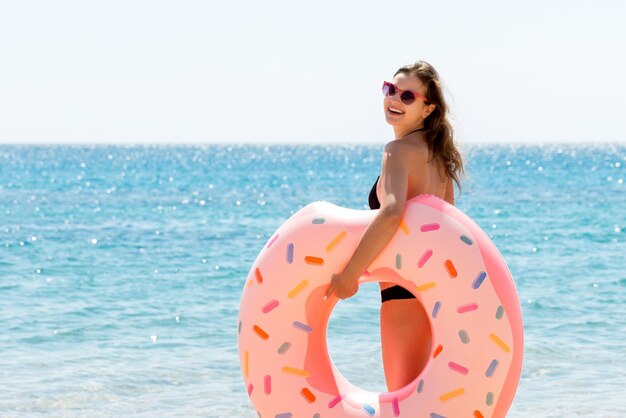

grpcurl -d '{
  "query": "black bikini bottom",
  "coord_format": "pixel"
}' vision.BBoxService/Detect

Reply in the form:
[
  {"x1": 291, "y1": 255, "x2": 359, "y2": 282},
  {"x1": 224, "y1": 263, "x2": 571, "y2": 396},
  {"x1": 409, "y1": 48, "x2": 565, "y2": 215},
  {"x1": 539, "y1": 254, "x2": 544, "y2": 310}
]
[{"x1": 380, "y1": 285, "x2": 417, "y2": 303}]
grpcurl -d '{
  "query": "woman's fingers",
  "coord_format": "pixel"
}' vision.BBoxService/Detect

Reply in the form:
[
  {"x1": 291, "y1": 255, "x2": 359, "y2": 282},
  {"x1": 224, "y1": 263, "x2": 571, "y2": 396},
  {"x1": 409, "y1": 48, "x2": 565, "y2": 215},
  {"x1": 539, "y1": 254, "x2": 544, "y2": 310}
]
[{"x1": 324, "y1": 273, "x2": 359, "y2": 301}]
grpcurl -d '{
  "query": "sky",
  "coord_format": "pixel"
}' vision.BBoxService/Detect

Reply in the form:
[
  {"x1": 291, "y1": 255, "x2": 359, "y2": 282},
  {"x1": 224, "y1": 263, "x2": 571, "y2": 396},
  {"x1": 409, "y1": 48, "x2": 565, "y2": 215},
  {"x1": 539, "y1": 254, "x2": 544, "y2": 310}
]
[{"x1": 1, "y1": 0, "x2": 625, "y2": 145}]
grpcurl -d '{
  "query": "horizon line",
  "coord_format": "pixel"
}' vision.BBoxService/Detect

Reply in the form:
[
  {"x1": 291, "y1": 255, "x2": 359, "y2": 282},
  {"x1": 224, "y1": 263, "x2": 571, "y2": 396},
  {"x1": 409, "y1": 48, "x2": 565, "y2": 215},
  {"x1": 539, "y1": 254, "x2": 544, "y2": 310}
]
[{"x1": 1, "y1": 140, "x2": 625, "y2": 147}]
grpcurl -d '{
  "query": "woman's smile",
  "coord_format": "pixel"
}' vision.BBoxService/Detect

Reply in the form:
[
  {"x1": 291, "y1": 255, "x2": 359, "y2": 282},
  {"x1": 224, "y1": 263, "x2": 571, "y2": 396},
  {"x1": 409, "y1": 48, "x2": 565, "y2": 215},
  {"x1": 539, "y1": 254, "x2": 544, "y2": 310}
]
[
  {"x1": 386, "y1": 106, "x2": 405, "y2": 118},
  {"x1": 387, "y1": 106, "x2": 404, "y2": 115}
]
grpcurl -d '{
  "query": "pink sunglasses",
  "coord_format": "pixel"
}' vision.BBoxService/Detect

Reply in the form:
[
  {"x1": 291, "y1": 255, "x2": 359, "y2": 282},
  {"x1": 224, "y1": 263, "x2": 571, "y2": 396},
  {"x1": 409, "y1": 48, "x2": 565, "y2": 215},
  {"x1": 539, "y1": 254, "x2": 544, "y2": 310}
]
[{"x1": 382, "y1": 81, "x2": 429, "y2": 105}]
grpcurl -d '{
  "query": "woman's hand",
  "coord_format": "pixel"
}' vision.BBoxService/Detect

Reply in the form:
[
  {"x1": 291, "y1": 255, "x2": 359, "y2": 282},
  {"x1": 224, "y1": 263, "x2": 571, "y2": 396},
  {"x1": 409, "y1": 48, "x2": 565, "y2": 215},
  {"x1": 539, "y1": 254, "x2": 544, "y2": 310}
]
[{"x1": 325, "y1": 271, "x2": 359, "y2": 300}]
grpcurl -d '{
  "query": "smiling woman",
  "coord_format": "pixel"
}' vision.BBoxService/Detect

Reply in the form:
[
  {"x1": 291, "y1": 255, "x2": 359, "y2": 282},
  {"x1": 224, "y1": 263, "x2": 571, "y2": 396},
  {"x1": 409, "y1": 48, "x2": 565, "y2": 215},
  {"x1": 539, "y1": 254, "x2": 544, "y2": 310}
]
[
  {"x1": 330, "y1": 61, "x2": 466, "y2": 393},
  {"x1": 238, "y1": 61, "x2": 522, "y2": 417}
]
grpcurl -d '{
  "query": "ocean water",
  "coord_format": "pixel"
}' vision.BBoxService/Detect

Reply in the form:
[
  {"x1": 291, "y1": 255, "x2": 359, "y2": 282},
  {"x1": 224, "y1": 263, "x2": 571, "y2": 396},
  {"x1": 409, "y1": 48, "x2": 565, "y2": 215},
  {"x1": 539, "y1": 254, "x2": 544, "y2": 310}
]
[{"x1": 0, "y1": 143, "x2": 625, "y2": 417}]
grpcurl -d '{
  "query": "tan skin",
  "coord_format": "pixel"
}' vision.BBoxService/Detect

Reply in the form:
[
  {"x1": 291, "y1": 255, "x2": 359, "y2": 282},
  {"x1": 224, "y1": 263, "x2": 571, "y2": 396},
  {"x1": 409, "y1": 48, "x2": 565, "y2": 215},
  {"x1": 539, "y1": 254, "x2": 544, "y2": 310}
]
[{"x1": 325, "y1": 72, "x2": 455, "y2": 392}]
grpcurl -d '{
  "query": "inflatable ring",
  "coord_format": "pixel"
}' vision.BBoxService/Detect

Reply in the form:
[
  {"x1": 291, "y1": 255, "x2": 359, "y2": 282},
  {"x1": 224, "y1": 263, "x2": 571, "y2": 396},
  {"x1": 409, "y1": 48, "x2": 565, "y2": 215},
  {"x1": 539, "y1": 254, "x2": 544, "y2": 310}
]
[{"x1": 238, "y1": 194, "x2": 523, "y2": 418}]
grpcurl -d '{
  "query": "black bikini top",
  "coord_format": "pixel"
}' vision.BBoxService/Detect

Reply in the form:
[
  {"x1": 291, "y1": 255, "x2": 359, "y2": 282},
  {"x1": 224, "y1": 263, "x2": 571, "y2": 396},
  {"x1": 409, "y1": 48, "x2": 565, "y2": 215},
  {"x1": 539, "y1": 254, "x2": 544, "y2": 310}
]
[{"x1": 368, "y1": 175, "x2": 381, "y2": 210}]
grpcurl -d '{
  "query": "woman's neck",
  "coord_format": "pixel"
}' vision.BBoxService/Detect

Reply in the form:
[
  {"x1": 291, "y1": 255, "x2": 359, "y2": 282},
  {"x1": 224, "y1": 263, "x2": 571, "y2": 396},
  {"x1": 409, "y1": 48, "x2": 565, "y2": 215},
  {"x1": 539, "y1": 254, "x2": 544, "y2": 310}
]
[{"x1": 393, "y1": 125, "x2": 426, "y2": 140}]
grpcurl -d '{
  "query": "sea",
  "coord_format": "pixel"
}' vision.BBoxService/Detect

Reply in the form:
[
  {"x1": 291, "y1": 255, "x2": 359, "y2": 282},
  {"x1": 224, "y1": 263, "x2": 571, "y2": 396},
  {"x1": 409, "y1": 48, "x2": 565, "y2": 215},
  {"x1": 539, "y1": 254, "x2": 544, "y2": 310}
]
[{"x1": 0, "y1": 143, "x2": 625, "y2": 417}]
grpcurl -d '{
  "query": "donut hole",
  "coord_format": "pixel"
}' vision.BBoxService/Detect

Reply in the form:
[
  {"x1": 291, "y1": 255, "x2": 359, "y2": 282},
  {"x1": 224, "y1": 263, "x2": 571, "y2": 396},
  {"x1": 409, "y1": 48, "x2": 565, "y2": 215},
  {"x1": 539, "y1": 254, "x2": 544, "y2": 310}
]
[
  {"x1": 326, "y1": 282, "x2": 387, "y2": 392},
  {"x1": 326, "y1": 281, "x2": 433, "y2": 393}
]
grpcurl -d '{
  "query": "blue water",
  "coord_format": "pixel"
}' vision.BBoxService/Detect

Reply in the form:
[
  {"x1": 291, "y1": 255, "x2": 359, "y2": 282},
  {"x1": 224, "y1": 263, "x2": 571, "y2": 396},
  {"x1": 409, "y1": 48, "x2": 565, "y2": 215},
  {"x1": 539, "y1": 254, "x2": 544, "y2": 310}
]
[{"x1": 1, "y1": 143, "x2": 625, "y2": 417}]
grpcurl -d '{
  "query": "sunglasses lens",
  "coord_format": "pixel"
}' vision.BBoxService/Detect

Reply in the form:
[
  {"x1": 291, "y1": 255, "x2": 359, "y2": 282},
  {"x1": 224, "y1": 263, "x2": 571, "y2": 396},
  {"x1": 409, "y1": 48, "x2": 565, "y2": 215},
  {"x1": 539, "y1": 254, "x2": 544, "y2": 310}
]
[
  {"x1": 401, "y1": 91, "x2": 415, "y2": 105},
  {"x1": 383, "y1": 82, "x2": 396, "y2": 97}
]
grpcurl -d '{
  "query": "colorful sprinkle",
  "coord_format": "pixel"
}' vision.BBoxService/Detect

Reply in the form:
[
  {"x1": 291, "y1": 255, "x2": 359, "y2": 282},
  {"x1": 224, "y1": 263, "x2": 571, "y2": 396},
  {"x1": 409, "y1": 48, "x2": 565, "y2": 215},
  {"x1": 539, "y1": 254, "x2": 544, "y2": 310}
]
[
  {"x1": 328, "y1": 394, "x2": 343, "y2": 408},
  {"x1": 460, "y1": 235, "x2": 473, "y2": 245},
  {"x1": 313, "y1": 414, "x2": 320, "y2": 418},
  {"x1": 486, "y1": 359, "x2": 499, "y2": 377},
  {"x1": 433, "y1": 344, "x2": 443, "y2": 358},
  {"x1": 253, "y1": 325, "x2": 269, "y2": 340},
  {"x1": 417, "y1": 379, "x2": 424, "y2": 393},
  {"x1": 286, "y1": 243, "x2": 294, "y2": 263},
  {"x1": 432, "y1": 301, "x2": 441, "y2": 318},
  {"x1": 496, "y1": 305, "x2": 505, "y2": 319},
  {"x1": 459, "y1": 329, "x2": 470, "y2": 344},
  {"x1": 275, "y1": 413, "x2": 292, "y2": 418},
  {"x1": 304, "y1": 256, "x2": 323, "y2": 266},
  {"x1": 292, "y1": 321, "x2": 312, "y2": 333},
  {"x1": 326, "y1": 231, "x2": 346, "y2": 252},
  {"x1": 486, "y1": 392, "x2": 494, "y2": 406},
  {"x1": 444, "y1": 260, "x2": 457, "y2": 278},
  {"x1": 238, "y1": 321, "x2": 242, "y2": 334},
  {"x1": 448, "y1": 362, "x2": 469, "y2": 375},
  {"x1": 472, "y1": 271, "x2": 487, "y2": 289},
  {"x1": 439, "y1": 388, "x2": 465, "y2": 401},
  {"x1": 430, "y1": 414, "x2": 446, "y2": 418},
  {"x1": 392, "y1": 397, "x2": 400, "y2": 416},
  {"x1": 312, "y1": 218, "x2": 325, "y2": 224},
  {"x1": 266, "y1": 234, "x2": 279, "y2": 248},
  {"x1": 417, "y1": 249, "x2": 433, "y2": 268},
  {"x1": 301, "y1": 388, "x2": 316, "y2": 403},
  {"x1": 489, "y1": 333, "x2": 511, "y2": 353},
  {"x1": 277, "y1": 342, "x2": 291, "y2": 354},
  {"x1": 247, "y1": 383, "x2": 253, "y2": 396},
  {"x1": 264, "y1": 375, "x2": 271, "y2": 394},
  {"x1": 416, "y1": 282, "x2": 437, "y2": 292},
  {"x1": 420, "y1": 223, "x2": 440, "y2": 232},
  {"x1": 288, "y1": 280, "x2": 308, "y2": 298},
  {"x1": 399, "y1": 220, "x2": 410, "y2": 235},
  {"x1": 362, "y1": 404, "x2": 375, "y2": 416},
  {"x1": 396, "y1": 253, "x2": 402, "y2": 269},
  {"x1": 282, "y1": 366, "x2": 310, "y2": 377},
  {"x1": 262, "y1": 299, "x2": 279, "y2": 313},
  {"x1": 473, "y1": 411, "x2": 485, "y2": 418},
  {"x1": 457, "y1": 303, "x2": 479, "y2": 313},
  {"x1": 254, "y1": 267, "x2": 263, "y2": 284}
]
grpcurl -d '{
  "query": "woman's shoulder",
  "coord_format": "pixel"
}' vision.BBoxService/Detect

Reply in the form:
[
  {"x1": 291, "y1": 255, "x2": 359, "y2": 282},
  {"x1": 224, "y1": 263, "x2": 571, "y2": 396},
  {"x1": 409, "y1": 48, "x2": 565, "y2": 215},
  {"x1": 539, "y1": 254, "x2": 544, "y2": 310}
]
[{"x1": 385, "y1": 138, "x2": 429, "y2": 162}]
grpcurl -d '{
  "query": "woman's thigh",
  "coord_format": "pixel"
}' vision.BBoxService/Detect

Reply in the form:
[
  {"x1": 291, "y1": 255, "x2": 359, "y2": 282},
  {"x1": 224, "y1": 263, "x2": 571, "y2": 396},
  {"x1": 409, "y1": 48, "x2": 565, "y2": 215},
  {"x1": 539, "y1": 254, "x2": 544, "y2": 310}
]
[{"x1": 380, "y1": 298, "x2": 432, "y2": 388}]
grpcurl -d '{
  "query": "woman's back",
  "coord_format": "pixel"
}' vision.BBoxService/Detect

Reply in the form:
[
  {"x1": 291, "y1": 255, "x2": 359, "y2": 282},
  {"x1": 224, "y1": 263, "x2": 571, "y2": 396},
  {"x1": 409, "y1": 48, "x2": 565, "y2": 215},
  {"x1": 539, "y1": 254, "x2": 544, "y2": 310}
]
[{"x1": 369, "y1": 136, "x2": 453, "y2": 209}]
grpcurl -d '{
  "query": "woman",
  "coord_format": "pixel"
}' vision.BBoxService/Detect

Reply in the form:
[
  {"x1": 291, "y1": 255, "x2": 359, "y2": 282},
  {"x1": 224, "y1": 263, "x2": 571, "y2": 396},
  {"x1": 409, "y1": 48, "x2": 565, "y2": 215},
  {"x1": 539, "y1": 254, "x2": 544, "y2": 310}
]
[{"x1": 325, "y1": 60, "x2": 465, "y2": 392}]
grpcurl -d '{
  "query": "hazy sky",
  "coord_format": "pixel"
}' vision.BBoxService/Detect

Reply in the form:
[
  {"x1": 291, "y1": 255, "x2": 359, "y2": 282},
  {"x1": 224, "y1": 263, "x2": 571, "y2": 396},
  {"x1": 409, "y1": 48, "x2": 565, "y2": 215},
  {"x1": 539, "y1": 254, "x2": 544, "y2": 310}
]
[{"x1": 1, "y1": 0, "x2": 625, "y2": 145}]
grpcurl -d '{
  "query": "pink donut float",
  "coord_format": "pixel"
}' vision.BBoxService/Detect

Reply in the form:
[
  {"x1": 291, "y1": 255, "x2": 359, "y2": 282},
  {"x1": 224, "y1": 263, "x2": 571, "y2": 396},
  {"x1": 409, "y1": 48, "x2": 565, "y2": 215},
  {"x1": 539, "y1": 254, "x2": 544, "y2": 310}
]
[{"x1": 238, "y1": 194, "x2": 524, "y2": 418}]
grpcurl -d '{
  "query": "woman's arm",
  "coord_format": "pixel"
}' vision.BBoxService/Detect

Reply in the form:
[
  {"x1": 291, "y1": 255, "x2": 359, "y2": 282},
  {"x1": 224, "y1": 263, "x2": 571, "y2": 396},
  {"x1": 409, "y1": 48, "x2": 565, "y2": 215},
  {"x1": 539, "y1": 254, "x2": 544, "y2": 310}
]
[{"x1": 326, "y1": 140, "x2": 419, "y2": 299}]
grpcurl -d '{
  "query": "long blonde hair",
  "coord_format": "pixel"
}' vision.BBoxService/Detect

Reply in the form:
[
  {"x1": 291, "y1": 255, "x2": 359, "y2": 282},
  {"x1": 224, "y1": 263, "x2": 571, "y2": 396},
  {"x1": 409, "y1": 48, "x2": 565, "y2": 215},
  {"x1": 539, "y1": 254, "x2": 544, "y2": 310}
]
[{"x1": 394, "y1": 61, "x2": 465, "y2": 194}]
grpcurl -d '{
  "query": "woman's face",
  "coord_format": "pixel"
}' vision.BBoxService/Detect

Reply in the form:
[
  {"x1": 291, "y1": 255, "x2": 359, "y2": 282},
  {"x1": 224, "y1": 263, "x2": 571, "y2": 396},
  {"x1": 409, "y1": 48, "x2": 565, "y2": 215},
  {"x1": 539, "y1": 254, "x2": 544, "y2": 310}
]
[{"x1": 383, "y1": 72, "x2": 433, "y2": 130}]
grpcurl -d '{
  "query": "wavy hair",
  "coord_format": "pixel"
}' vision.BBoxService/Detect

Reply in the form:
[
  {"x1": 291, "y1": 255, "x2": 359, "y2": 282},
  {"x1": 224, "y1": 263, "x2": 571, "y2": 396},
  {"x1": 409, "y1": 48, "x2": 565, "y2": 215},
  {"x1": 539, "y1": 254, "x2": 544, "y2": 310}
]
[{"x1": 394, "y1": 61, "x2": 465, "y2": 195}]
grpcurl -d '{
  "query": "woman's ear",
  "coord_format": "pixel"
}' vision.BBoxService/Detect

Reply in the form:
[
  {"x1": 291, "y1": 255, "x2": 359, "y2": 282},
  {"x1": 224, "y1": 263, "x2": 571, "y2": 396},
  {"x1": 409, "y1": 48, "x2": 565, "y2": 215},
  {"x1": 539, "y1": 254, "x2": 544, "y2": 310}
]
[{"x1": 423, "y1": 103, "x2": 436, "y2": 118}]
